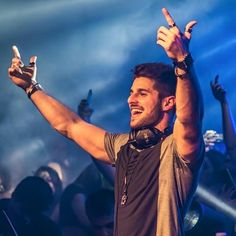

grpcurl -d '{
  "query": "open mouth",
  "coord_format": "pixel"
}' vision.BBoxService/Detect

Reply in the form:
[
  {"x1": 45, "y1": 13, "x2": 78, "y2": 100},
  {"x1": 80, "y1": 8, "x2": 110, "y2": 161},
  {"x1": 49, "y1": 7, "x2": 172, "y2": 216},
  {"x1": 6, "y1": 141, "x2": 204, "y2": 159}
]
[{"x1": 130, "y1": 107, "x2": 143, "y2": 117}]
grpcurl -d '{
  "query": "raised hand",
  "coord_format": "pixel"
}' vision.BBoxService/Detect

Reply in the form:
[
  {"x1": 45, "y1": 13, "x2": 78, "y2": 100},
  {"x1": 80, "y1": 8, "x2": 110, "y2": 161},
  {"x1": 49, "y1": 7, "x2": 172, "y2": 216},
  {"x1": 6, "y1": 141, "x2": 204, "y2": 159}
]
[
  {"x1": 8, "y1": 45, "x2": 37, "y2": 90},
  {"x1": 157, "y1": 8, "x2": 197, "y2": 61},
  {"x1": 77, "y1": 89, "x2": 94, "y2": 122},
  {"x1": 210, "y1": 75, "x2": 226, "y2": 103}
]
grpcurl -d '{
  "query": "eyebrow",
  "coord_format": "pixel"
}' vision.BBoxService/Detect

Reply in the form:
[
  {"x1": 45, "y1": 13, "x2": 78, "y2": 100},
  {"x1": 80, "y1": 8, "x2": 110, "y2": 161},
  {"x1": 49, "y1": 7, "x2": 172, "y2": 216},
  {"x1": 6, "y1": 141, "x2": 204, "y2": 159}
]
[{"x1": 130, "y1": 88, "x2": 152, "y2": 93}]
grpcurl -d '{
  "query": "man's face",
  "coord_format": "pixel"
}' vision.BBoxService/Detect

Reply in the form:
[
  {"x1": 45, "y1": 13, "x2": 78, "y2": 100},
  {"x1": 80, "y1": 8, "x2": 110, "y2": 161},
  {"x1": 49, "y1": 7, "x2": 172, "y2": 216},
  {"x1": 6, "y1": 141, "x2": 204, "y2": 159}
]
[{"x1": 128, "y1": 77, "x2": 163, "y2": 129}]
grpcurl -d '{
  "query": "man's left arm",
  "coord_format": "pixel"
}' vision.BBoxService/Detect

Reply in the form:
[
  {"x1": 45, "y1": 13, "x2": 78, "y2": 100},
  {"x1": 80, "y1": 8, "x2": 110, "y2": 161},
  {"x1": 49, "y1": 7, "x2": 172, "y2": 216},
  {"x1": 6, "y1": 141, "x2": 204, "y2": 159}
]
[{"x1": 157, "y1": 8, "x2": 204, "y2": 162}]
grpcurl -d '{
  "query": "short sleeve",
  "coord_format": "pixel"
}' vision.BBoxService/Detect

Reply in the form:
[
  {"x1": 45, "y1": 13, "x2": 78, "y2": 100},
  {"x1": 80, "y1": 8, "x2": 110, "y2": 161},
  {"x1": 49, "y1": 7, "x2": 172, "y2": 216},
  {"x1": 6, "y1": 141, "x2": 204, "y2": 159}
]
[
  {"x1": 104, "y1": 132, "x2": 129, "y2": 164},
  {"x1": 170, "y1": 135, "x2": 205, "y2": 170}
]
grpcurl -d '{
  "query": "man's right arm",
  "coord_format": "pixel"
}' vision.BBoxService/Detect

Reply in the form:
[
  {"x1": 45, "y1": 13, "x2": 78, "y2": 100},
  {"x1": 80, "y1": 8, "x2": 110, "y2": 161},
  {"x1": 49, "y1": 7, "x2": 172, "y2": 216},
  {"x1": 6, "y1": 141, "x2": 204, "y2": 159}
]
[
  {"x1": 31, "y1": 91, "x2": 109, "y2": 162},
  {"x1": 8, "y1": 46, "x2": 110, "y2": 163}
]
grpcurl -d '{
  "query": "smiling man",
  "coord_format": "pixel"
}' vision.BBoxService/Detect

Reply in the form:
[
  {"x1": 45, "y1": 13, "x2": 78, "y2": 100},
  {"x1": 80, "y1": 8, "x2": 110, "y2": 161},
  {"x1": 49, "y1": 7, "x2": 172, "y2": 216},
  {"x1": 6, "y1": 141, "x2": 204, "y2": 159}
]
[{"x1": 8, "y1": 8, "x2": 204, "y2": 236}]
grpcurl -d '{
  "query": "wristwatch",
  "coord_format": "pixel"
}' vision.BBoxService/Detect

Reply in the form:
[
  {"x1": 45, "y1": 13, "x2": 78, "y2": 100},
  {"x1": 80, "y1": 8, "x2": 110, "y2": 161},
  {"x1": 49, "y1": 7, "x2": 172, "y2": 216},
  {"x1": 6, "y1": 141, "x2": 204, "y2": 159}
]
[
  {"x1": 26, "y1": 83, "x2": 43, "y2": 98},
  {"x1": 173, "y1": 53, "x2": 194, "y2": 79}
]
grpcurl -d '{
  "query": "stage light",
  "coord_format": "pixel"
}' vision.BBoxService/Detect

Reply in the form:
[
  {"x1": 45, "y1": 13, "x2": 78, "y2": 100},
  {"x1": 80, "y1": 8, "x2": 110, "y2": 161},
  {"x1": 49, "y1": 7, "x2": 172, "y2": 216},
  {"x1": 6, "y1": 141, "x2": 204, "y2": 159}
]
[
  {"x1": 184, "y1": 200, "x2": 203, "y2": 232},
  {"x1": 184, "y1": 198, "x2": 234, "y2": 236}
]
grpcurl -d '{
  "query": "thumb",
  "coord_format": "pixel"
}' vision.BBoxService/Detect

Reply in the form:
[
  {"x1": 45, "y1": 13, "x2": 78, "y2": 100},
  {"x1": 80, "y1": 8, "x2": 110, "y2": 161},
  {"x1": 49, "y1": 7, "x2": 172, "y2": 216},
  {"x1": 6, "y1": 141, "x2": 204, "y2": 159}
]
[
  {"x1": 184, "y1": 20, "x2": 197, "y2": 40},
  {"x1": 29, "y1": 56, "x2": 37, "y2": 66}
]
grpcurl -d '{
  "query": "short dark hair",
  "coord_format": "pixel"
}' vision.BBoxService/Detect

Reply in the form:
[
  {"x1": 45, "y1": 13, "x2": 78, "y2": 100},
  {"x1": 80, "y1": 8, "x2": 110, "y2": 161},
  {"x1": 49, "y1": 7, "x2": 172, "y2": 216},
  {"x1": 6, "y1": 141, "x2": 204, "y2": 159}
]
[
  {"x1": 12, "y1": 176, "x2": 53, "y2": 213},
  {"x1": 132, "y1": 62, "x2": 176, "y2": 98}
]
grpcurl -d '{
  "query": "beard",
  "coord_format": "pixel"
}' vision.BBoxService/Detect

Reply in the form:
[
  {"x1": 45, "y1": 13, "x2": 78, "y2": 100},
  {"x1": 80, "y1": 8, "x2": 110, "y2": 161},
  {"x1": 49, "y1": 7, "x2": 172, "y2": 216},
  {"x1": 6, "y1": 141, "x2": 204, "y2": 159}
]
[{"x1": 130, "y1": 105, "x2": 163, "y2": 129}]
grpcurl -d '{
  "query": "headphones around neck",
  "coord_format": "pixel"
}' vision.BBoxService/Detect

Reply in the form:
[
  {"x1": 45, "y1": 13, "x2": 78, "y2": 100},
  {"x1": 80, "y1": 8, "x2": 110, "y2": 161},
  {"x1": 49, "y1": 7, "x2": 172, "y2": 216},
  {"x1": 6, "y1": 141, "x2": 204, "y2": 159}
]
[{"x1": 128, "y1": 126, "x2": 172, "y2": 150}]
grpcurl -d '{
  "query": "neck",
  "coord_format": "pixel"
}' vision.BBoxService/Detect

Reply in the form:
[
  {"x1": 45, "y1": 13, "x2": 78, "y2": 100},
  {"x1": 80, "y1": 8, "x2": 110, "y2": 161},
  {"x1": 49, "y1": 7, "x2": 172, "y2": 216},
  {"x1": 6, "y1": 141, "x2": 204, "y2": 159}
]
[{"x1": 154, "y1": 114, "x2": 173, "y2": 132}]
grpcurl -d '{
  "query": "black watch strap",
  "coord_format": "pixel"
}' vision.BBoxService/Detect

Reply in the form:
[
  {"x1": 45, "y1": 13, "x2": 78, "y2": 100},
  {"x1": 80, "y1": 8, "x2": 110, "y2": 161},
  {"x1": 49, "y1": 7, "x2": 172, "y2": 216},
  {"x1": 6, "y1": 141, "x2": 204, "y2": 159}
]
[
  {"x1": 173, "y1": 53, "x2": 194, "y2": 71},
  {"x1": 26, "y1": 83, "x2": 43, "y2": 98}
]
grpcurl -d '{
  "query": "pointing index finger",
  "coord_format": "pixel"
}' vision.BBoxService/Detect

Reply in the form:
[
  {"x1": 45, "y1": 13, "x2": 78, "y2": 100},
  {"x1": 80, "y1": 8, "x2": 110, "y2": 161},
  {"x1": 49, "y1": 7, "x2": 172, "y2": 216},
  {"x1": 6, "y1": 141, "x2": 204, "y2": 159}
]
[
  {"x1": 12, "y1": 45, "x2": 21, "y2": 59},
  {"x1": 214, "y1": 74, "x2": 219, "y2": 84},
  {"x1": 162, "y1": 8, "x2": 176, "y2": 27},
  {"x1": 86, "y1": 89, "x2": 92, "y2": 105}
]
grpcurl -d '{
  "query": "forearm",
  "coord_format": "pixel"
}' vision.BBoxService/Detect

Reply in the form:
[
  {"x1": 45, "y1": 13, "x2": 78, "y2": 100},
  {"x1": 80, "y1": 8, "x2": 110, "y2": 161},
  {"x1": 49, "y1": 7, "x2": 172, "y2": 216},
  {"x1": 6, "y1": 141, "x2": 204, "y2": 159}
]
[
  {"x1": 30, "y1": 89, "x2": 81, "y2": 138},
  {"x1": 175, "y1": 65, "x2": 203, "y2": 128},
  {"x1": 221, "y1": 100, "x2": 236, "y2": 152},
  {"x1": 173, "y1": 65, "x2": 204, "y2": 160}
]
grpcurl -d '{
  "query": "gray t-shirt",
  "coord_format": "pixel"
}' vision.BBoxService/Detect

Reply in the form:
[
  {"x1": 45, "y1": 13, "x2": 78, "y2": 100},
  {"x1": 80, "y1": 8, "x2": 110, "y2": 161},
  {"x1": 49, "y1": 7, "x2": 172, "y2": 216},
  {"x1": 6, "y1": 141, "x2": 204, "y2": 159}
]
[{"x1": 104, "y1": 133, "x2": 204, "y2": 236}]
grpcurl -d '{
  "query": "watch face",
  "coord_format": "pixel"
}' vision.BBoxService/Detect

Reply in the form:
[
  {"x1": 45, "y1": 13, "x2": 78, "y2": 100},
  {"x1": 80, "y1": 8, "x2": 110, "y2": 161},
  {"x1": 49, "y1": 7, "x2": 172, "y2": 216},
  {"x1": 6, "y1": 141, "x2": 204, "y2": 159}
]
[
  {"x1": 27, "y1": 83, "x2": 43, "y2": 98},
  {"x1": 174, "y1": 54, "x2": 193, "y2": 70}
]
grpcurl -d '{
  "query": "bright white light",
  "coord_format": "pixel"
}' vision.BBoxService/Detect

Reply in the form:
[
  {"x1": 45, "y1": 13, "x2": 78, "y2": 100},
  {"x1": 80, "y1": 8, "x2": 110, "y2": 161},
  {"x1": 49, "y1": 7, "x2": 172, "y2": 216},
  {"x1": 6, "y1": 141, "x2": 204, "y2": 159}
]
[{"x1": 196, "y1": 185, "x2": 236, "y2": 219}]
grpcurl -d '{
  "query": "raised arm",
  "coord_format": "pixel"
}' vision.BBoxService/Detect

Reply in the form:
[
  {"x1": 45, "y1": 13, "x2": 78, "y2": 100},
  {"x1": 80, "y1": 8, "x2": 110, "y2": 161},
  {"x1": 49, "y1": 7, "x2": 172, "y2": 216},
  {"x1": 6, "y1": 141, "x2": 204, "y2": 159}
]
[
  {"x1": 8, "y1": 46, "x2": 110, "y2": 163},
  {"x1": 157, "y1": 8, "x2": 204, "y2": 162},
  {"x1": 210, "y1": 75, "x2": 236, "y2": 160},
  {"x1": 78, "y1": 93, "x2": 115, "y2": 185}
]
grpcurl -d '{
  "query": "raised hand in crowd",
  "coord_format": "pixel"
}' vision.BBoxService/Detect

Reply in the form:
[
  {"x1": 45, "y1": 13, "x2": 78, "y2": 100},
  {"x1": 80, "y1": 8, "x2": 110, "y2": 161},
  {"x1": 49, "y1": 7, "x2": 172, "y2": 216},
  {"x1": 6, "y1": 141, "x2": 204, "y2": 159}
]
[
  {"x1": 77, "y1": 90, "x2": 115, "y2": 186},
  {"x1": 210, "y1": 75, "x2": 226, "y2": 103},
  {"x1": 210, "y1": 75, "x2": 236, "y2": 161}
]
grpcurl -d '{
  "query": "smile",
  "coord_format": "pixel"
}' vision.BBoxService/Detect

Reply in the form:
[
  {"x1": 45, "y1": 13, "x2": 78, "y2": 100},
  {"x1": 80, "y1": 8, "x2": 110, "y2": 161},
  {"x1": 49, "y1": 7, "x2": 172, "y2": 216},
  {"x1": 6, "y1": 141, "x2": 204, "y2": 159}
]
[{"x1": 130, "y1": 107, "x2": 143, "y2": 117}]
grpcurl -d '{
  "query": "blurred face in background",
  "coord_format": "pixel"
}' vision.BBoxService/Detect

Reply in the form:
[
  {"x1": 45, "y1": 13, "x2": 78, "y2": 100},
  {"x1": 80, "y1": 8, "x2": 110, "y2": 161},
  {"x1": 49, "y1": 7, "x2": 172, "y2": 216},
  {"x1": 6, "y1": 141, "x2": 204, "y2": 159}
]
[{"x1": 37, "y1": 171, "x2": 56, "y2": 194}]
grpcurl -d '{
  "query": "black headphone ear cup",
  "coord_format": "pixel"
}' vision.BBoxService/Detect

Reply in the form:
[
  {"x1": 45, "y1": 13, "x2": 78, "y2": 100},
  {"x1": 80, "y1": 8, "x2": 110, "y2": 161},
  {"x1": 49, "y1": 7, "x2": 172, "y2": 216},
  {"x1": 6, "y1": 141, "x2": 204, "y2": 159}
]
[{"x1": 129, "y1": 127, "x2": 165, "y2": 149}]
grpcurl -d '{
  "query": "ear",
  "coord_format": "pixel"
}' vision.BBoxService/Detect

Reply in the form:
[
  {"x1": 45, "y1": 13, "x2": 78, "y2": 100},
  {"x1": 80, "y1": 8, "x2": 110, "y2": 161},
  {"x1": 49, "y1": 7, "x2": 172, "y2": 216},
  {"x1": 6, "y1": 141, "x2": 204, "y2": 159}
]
[{"x1": 162, "y1": 96, "x2": 175, "y2": 111}]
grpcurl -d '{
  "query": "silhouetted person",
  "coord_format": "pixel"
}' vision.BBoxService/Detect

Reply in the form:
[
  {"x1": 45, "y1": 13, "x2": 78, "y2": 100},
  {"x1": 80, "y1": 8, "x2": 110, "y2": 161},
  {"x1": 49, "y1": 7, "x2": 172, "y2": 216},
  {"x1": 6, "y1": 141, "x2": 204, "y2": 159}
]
[
  {"x1": 210, "y1": 75, "x2": 236, "y2": 164},
  {"x1": 86, "y1": 188, "x2": 114, "y2": 236},
  {"x1": 200, "y1": 76, "x2": 236, "y2": 197},
  {"x1": 77, "y1": 92, "x2": 115, "y2": 187},
  {"x1": 34, "y1": 165, "x2": 63, "y2": 223},
  {"x1": 189, "y1": 76, "x2": 236, "y2": 235},
  {"x1": 0, "y1": 176, "x2": 61, "y2": 236},
  {"x1": 59, "y1": 183, "x2": 92, "y2": 236}
]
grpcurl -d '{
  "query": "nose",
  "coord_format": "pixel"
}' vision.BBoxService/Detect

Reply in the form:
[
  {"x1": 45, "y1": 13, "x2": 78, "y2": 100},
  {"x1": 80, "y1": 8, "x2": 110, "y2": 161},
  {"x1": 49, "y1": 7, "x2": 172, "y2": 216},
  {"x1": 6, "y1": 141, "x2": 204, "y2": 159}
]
[{"x1": 127, "y1": 92, "x2": 137, "y2": 105}]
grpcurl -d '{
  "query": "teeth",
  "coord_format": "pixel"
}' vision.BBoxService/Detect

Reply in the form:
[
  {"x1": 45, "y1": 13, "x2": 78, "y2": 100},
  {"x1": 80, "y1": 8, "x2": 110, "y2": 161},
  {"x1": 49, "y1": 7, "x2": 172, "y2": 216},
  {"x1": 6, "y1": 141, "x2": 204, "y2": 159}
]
[{"x1": 131, "y1": 108, "x2": 143, "y2": 115}]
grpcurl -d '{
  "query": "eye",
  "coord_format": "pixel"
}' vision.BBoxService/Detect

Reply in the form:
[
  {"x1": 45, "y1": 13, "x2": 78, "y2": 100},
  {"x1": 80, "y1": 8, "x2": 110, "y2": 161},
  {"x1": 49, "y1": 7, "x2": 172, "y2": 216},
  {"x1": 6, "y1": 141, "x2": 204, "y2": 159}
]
[{"x1": 140, "y1": 92, "x2": 148, "y2": 96}]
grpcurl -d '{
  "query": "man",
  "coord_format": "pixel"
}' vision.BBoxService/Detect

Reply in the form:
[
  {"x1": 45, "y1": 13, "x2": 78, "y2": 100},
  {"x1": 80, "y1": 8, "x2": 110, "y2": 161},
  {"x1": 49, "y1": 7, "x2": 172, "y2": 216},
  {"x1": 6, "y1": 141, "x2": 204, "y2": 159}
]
[{"x1": 8, "y1": 8, "x2": 204, "y2": 236}]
